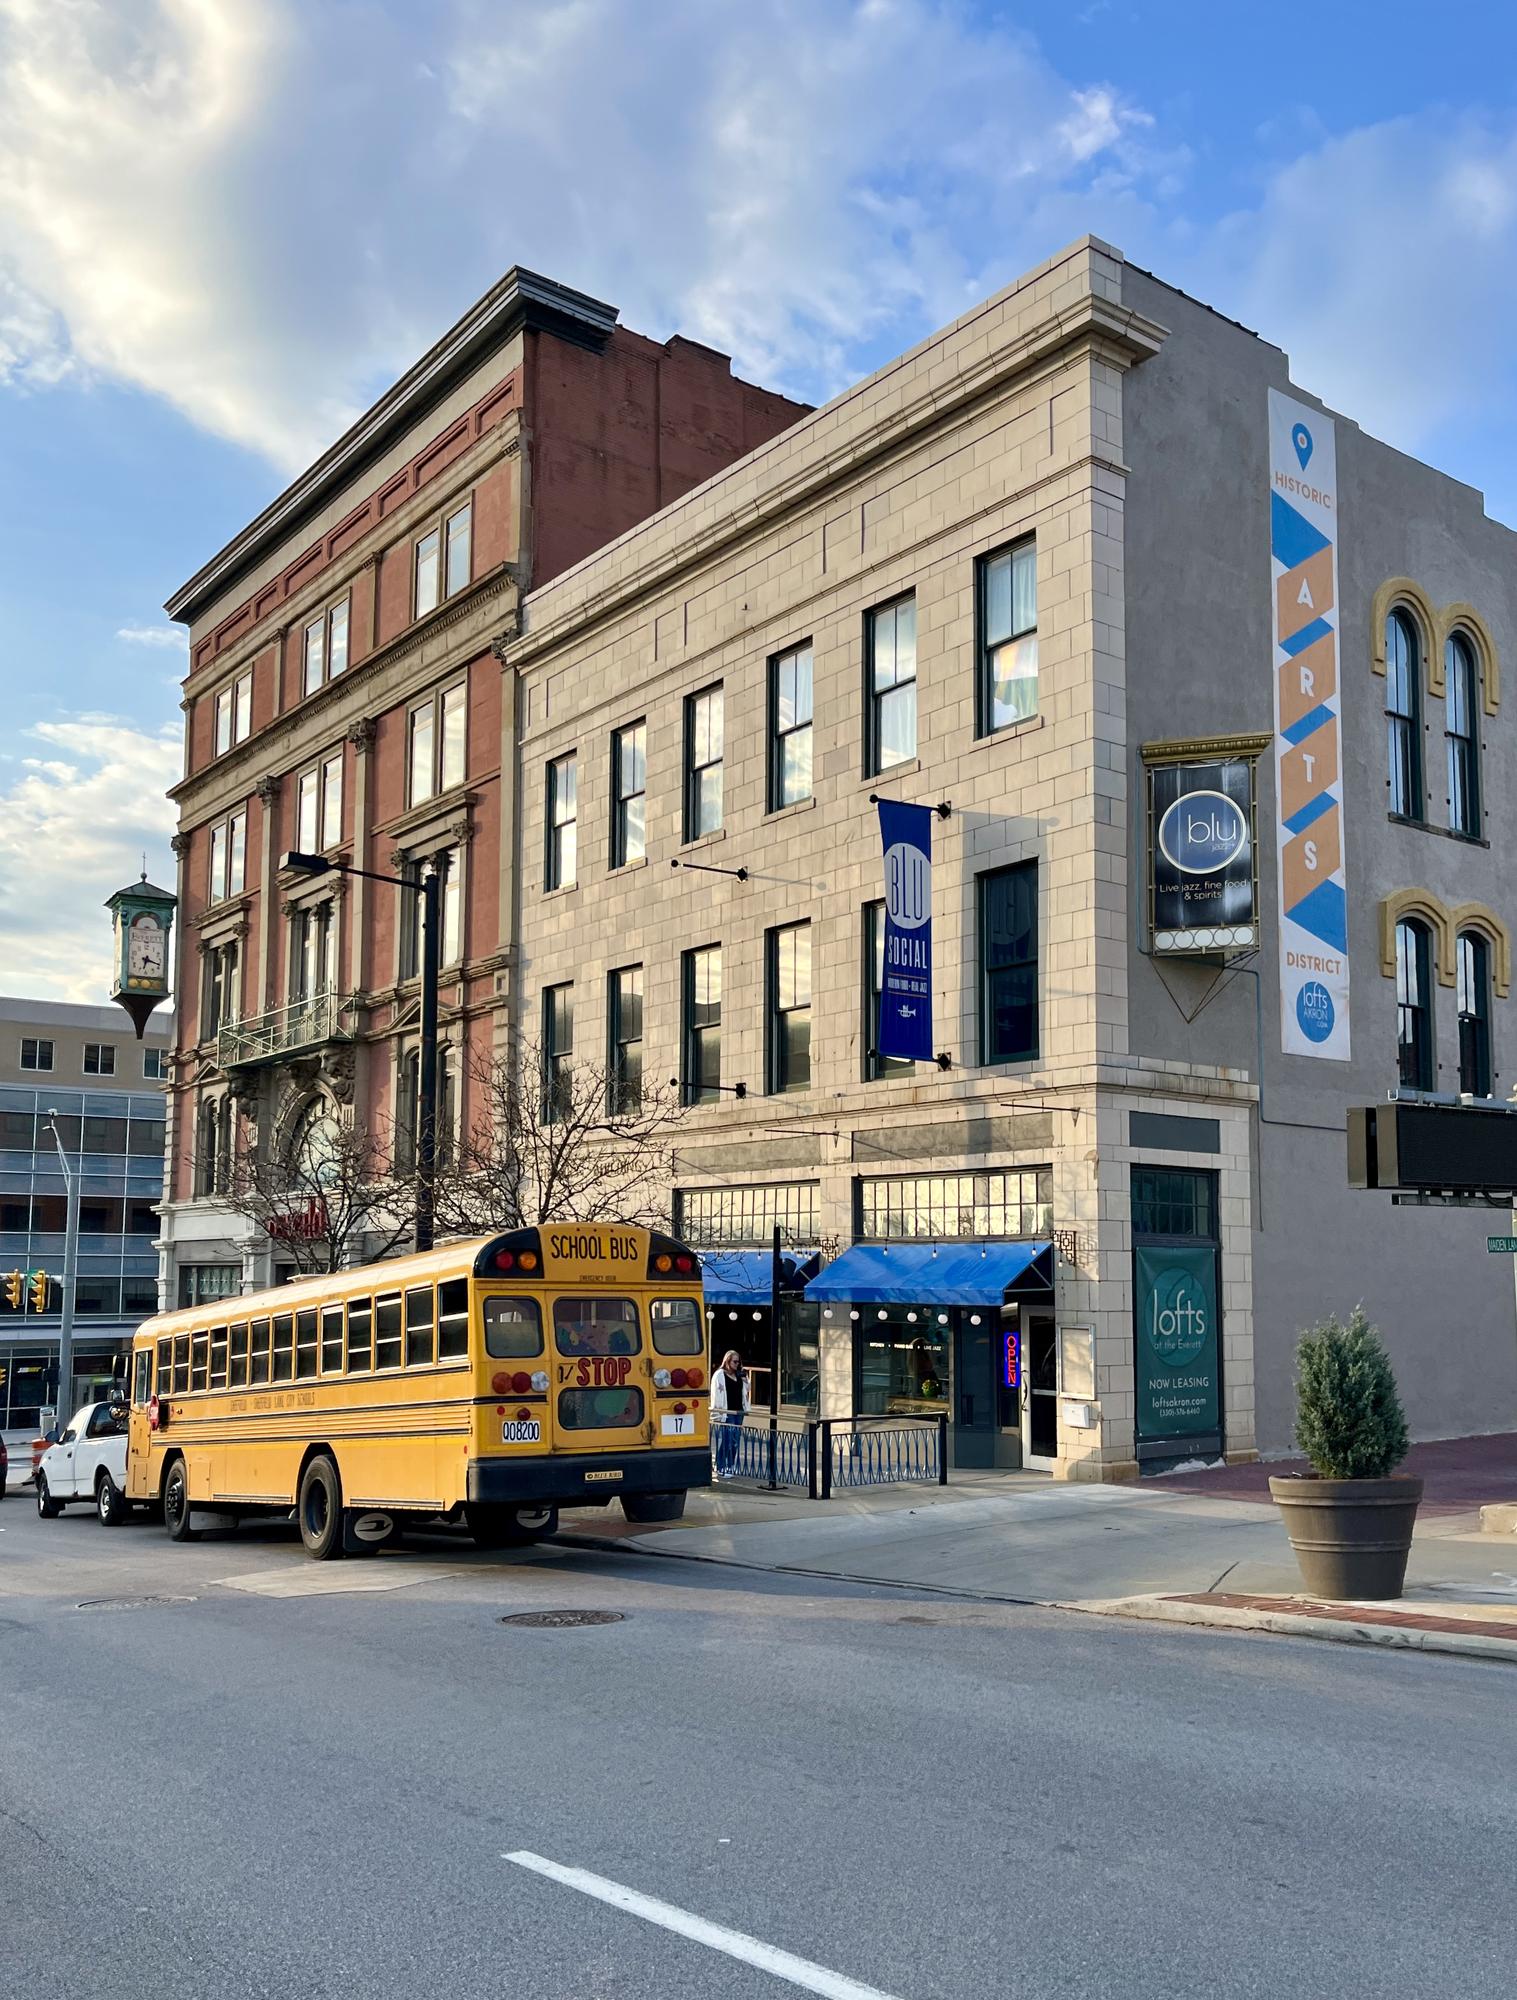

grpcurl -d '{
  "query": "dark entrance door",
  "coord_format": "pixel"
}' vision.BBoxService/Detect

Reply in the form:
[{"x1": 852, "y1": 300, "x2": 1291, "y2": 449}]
[{"x1": 952, "y1": 1313, "x2": 995, "y2": 1468}]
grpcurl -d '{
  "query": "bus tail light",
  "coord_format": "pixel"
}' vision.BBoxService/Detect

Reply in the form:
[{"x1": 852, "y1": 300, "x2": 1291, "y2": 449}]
[
  {"x1": 686, "y1": 1366, "x2": 704, "y2": 1389},
  {"x1": 518, "y1": 1251, "x2": 539, "y2": 1272},
  {"x1": 530, "y1": 1371, "x2": 549, "y2": 1392},
  {"x1": 669, "y1": 1368, "x2": 688, "y2": 1389},
  {"x1": 654, "y1": 1253, "x2": 673, "y2": 1273},
  {"x1": 673, "y1": 1401, "x2": 688, "y2": 1415},
  {"x1": 493, "y1": 1250, "x2": 516, "y2": 1272},
  {"x1": 516, "y1": 1406, "x2": 532, "y2": 1421},
  {"x1": 510, "y1": 1371, "x2": 532, "y2": 1394},
  {"x1": 491, "y1": 1371, "x2": 512, "y2": 1395},
  {"x1": 675, "y1": 1254, "x2": 693, "y2": 1273},
  {"x1": 653, "y1": 1368, "x2": 672, "y2": 1389}
]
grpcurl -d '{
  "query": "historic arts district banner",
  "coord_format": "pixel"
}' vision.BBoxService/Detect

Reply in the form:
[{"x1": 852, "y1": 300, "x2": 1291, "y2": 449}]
[
  {"x1": 1268, "y1": 387, "x2": 1351, "y2": 1059},
  {"x1": 876, "y1": 799, "x2": 934, "y2": 1063}
]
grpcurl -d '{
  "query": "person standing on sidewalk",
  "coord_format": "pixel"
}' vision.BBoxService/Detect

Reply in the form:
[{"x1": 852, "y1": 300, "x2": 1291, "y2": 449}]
[{"x1": 710, "y1": 1349, "x2": 748, "y2": 1479}]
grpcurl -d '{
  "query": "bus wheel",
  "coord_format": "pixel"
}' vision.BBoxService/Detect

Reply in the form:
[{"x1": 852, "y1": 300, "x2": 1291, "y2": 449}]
[
  {"x1": 465, "y1": 1503, "x2": 558, "y2": 1549},
  {"x1": 163, "y1": 1460, "x2": 197, "y2": 1542},
  {"x1": 96, "y1": 1470, "x2": 128, "y2": 1526},
  {"x1": 297, "y1": 1455, "x2": 345, "y2": 1561},
  {"x1": 621, "y1": 1491, "x2": 686, "y2": 1524}
]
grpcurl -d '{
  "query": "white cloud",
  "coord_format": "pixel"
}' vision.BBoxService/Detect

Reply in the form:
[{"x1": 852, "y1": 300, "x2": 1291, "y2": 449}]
[
  {"x1": 117, "y1": 625, "x2": 188, "y2": 649},
  {"x1": 0, "y1": 715, "x2": 179, "y2": 1005}
]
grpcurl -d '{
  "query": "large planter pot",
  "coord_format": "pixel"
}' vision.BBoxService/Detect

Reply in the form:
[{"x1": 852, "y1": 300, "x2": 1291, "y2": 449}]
[{"x1": 1268, "y1": 1474, "x2": 1424, "y2": 1600}]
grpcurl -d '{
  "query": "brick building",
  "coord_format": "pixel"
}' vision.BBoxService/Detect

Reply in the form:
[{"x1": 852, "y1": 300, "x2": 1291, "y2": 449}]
[{"x1": 160, "y1": 269, "x2": 805, "y2": 1304}]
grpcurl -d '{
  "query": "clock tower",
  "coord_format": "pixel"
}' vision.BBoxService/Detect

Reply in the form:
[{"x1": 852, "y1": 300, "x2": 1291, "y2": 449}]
[{"x1": 106, "y1": 873, "x2": 177, "y2": 1038}]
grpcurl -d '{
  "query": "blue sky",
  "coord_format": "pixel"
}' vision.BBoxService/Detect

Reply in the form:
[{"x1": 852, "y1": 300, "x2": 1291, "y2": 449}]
[{"x1": 2, "y1": 0, "x2": 1515, "y2": 999}]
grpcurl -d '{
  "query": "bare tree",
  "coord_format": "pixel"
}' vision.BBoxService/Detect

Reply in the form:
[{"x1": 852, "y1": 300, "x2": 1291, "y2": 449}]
[{"x1": 434, "y1": 1035, "x2": 687, "y2": 1238}]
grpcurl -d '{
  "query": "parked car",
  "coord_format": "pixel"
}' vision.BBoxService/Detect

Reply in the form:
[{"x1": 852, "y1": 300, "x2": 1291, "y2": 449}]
[
  {"x1": 34, "y1": 1399, "x2": 132, "y2": 1525},
  {"x1": 0, "y1": 1434, "x2": 8, "y2": 1499}
]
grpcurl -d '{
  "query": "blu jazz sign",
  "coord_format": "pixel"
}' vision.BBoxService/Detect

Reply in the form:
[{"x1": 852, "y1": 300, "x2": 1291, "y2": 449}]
[
  {"x1": 1150, "y1": 759, "x2": 1257, "y2": 955},
  {"x1": 876, "y1": 799, "x2": 934, "y2": 1063}
]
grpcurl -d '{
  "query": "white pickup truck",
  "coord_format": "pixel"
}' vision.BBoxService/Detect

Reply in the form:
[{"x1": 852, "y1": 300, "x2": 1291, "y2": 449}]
[{"x1": 35, "y1": 1399, "x2": 133, "y2": 1526}]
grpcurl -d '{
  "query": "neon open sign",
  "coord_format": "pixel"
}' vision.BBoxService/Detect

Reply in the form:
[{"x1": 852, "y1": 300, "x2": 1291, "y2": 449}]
[{"x1": 1002, "y1": 1329, "x2": 1020, "y2": 1390}]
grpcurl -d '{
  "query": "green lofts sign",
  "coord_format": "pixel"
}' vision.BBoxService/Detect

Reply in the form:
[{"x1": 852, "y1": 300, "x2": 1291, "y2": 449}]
[{"x1": 1135, "y1": 1245, "x2": 1220, "y2": 1441}]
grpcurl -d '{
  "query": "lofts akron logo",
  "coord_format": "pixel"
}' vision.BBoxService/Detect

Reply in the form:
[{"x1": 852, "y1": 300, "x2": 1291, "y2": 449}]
[
  {"x1": 1156, "y1": 790, "x2": 1248, "y2": 877},
  {"x1": 1147, "y1": 1266, "x2": 1209, "y2": 1371}
]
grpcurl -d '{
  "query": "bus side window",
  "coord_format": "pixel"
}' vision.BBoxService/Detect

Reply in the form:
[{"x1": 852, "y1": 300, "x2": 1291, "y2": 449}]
[
  {"x1": 133, "y1": 1349, "x2": 152, "y2": 1406},
  {"x1": 296, "y1": 1309, "x2": 318, "y2": 1380},
  {"x1": 405, "y1": 1286, "x2": 435, "y2": 1368},
  {"x1": 250, "y1": 1318, "x2": 271, "y2": 1386},
  {"x1": 438, "y1": 1279, "x2": 469, "y2": 1359},
  {"x1": 320, "y1": 1304, "x2": 344, "y2": 1375},
  {"x1": 272, "y1": 1312, "x2": 294, "y2": 1383},
  {"x1": 156, "y1": 1338, "x2": 171, "y2": 1396},
  {"x1": 210, "y1": 1327, "x2": 229, "y2": 1390},
  {"x1": 172, "y1": 1334, "x2": 190, "y2": 1395},
  {"x1": 375, "y1": 1292, "x2": 402, "y2": 1370},
  {"x1": 348, "y1": 1298, "x2": 373, "y2": 1373},
  {"x1": 228, "y1": 1323, "x2": 249, "y2": 1389},
  {"x1": 190, "y1": 1331, "x2": 209, "y2": 1392}
]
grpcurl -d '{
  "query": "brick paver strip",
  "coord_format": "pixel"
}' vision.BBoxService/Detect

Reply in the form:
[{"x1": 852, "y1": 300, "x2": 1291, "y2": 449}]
[
  {"x1": 1168, "y1": 1592, "x2": 1517, "y2": 1643},
  {"x1": 1155, "y1": 1432, "x2": 1517, "y2": 1514}
]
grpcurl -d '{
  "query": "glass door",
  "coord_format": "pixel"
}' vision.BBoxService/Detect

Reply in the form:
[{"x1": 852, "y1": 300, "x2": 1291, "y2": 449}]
[{"x1": 1022, "y1": 1312, "x2": 1058, "y2": 1468}]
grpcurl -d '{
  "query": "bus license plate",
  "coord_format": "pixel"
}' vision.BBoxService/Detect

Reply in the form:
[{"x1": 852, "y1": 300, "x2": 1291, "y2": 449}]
[
  {"x1": 502, "y1": 1419, "x2": 542, "y2": 1444},
  {"x1": 660, "y1": 1413, "x2": 695, "y2": 1436}
]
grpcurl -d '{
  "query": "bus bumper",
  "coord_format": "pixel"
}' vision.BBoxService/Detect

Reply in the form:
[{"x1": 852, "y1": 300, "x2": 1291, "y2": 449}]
[{"x1": 466, "y1": 1448, "x2": 711, "y2": 1507}]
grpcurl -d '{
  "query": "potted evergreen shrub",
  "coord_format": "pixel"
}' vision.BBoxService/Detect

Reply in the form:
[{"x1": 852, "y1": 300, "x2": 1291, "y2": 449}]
[{"x1": 1269, "y1": 1308, "x2": 1422, "y2": 1600}]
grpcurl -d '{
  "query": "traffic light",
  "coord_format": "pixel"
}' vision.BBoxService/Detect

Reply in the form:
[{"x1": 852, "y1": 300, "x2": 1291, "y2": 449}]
[
  {"x1": 3, "y1": 1270, "x2": 21, "y2": 1310},
  {"x1": 29, "y1": 1269, "x2": 49, "y2": 1313}
]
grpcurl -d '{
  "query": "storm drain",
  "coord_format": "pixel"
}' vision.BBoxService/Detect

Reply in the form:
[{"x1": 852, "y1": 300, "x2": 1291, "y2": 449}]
[
  {"x1": 75, "y1": 1594, "x2": 197, "y2": 1613},
  {"x1": 498, "y1": 1609, "x2": 624, "y2": 1629}
]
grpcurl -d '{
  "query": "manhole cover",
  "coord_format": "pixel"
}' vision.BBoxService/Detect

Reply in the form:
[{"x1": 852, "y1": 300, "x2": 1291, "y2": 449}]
[
  {"x1": 498, "y1": 1609, "x2": 624, "y2": 1629},
  {"x1": 75, "y1": 1594, "x2": 196, "y2": 1613}
]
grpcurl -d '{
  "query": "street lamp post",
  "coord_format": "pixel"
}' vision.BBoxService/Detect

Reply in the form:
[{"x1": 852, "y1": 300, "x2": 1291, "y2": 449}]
[
  {"x1": 282, "y1": 852, "x2": 442, "y2": 1254},
  {"x1": 43, "y1": 1111, "x2": 80, "y2": 1426}
]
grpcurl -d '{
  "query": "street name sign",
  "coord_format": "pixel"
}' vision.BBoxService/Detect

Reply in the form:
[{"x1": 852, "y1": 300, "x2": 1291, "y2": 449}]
[{"x1": 1486, "y1": 1236, "x2": 1517, "y2": 1253}]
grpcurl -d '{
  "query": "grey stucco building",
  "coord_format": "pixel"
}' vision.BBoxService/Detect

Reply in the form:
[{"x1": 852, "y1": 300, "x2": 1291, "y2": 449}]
[{"x1": 492, "y1": 236, "x2": 1516, "y2": 1478}]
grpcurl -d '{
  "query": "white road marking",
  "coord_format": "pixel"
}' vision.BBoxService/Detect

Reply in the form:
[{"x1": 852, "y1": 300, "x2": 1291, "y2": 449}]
[
  {"x1": 213, "y1": 1563, "x2": 454, "y2": 1597},
  {"x1": 503, "y1": 1851, "x2": 906, "y2": 1999}
]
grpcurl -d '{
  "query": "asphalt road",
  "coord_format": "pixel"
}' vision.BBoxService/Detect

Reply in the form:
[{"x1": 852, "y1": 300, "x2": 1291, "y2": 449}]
[{"x1": 2, "y1": 1492, "x2": 1514, "y2": 2000}]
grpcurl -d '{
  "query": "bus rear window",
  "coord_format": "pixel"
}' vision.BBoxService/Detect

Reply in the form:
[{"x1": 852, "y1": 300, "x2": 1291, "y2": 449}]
[
  {"x1": 558, "y1": 1386, "x2": 645, "y2": 1429},
  {"x1": 484, "y1": 1297, "x2": 543, "y2": 1358},
  {"x1": 553, "y1": 1297, "x2": 641, "y2": 1357},
  {"x1": 651, "y1": 1299, "x2": 703, "y2": 1355}
]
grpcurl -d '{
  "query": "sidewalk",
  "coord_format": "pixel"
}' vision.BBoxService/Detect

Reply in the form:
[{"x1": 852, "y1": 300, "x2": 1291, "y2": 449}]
[{"x1": 563, "y1": 1432, "x2": 1517, "y2": 1663}]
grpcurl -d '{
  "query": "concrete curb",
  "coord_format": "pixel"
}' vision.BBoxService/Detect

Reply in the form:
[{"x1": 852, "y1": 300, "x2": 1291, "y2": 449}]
[
  {"x1": 1479, "y1": 1502, "x2": 1517, "y2": 1534},
  {"x1": 1069, "y1": 1593, "x2": 1517, "y2": 1665}
]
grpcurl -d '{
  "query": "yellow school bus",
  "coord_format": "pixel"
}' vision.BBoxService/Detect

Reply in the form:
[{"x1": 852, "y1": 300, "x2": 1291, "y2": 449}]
[{"x1": 126, "y1": 1224, "x2": 709, "y2": 1558}]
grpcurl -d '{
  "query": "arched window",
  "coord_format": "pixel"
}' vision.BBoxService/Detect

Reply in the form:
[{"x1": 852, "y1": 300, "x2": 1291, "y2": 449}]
[
  {"x1": 1457, "y1": 931, "x2": 1493, "y2": 1098},
  {"x1": 291, "y1": 1097, "x2": 342, "y2": 1190},
  {"x1": 1395, "y1": 918, "x2": 1434, "y2": 1090},
  {"x1": 1385, "y1": 609, "x2": 1423, "y2": 819},
  {"x1": 1445, "y1": 631, "x2": 1482, "y2": 837}
]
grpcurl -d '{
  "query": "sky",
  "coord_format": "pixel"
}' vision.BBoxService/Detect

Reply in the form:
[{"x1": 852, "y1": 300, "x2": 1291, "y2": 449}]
[{"x1": 2, "y1": 0, "x2": 1517, "y2": 1002}]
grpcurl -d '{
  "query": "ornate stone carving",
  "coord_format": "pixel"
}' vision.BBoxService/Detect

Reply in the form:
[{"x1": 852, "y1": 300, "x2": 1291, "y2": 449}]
[
  {"x1": 170, "y1": 831, "x2": 192, "y2": 858},
  {"x1": 347, "y1": 716, "x2": 378, "y2": 753},
  {"x1": 322, "y1": 1042, "x2": 357, "y2": 1106},
  {"x1": 255, "y1": 772, "x2": 282, "y2": 805}
]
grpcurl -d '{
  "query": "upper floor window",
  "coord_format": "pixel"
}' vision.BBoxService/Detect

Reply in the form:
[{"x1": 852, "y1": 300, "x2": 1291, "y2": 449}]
[
  {"x1": 400, "y1": 850, "x2": 462, "y2": 979},
  {"x1": 397, "y1": 1045, "x2": 457, "y2": 1173},
  {"x1": 1395, "y1": 916, "x2": 1434, "y2": 1091},
  {"x1": 979, "y1": 862, "x2": 1039, "y2": 1064},
  {"x1": 83, "y1": 1043, "x2": 116, "y2": 1077},
  {"x1": 1385, "y1": 609, "x2": 1423, "y2": 820},
  {"x1": 296, "y1": 750, "x2": 344, "y2": 854},
  {"x1": 608, "y1": 965, "x2": 644, "y2": 1115},
  {"x1": 767, "y1": 922, "x2": 812, "y2": 1094},
  {"x1": 682, "y1": 945, "x2": 721, "y2": 1105},
  {"x1": 214, "y1": 671, "x2": 253, "y2": 757},
  {"x1": 1457, "y1": 930, "x2": 1492, "y2": 1098},
  {"x1": 302, "y1": 597, "x2": 350, "y2": 698},
  {"x1": 208, "y1": 808, "x2": 247, "y2": 905},
  {"x1": 143, "y1": 1048, "x2": 169, "y2": 1081},
  {"x1": 290, "y1": 902, "x2": 337, "y2": 1003},
  {"x1": 415, "y1": 499, "x2": 473, "y2": 619},
  {"x1": 407, "y1": 680, "x2": 466, "y2": 807},
  {"x1": 685, "y1": 684, "x2": 724, "y2": 840},
  {"x1": 769, "y1": 642, "x2": 813, "y2": 809},
  {"x1": 863, "y1": 901, "x2": 912, "y2": 1080},
  {"x1": 611, "y1": 722, "x2": 647, "y2": 868},
  {"x1": 203, "y1": 942, "x2": 240, "y2": 1040},
  {"x1": 866, "y1": 595, "x2": 917, "y2": 774},
  {"x1": 543, "y1": 983, "x2": 574, "y2": 1123},
  {"x1": 1445, "y1": 631, "x2": 1481, "y2": 838},
  {"x1": 546, "y1": 754, "x2": 577, "y2": 891},
  {"x1": 19, "y1": 1037, "x2": 53, "y2": 1072},
  {"x1": 196, "y1": 1095, "x2": 232, "y2": 1198},
  {"x1": 977, "y1": 540, "x2": 1038, "y2": 734}
]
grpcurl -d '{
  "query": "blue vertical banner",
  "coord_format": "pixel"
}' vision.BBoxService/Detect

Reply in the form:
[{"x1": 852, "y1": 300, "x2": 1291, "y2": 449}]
[{"x1": 877, "y1": 799, "x2": 934, "y2": 1063}]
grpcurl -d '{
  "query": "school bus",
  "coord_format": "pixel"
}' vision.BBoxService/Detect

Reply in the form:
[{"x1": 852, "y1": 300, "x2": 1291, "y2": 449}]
[{"x1": 126, "y1": 1224, "x2": 710, "y2": 1558}]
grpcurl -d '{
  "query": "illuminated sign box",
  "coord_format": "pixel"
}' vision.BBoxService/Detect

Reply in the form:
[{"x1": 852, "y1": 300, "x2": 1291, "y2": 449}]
[{"x1": 1143, "y1": 742, "x2": 1265, "y2": 958}]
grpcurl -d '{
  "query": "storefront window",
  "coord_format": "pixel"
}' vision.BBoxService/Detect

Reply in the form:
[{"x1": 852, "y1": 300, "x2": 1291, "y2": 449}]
[{"x1": 855, "y1": 1307, "x2": 950, "y2": 1416}]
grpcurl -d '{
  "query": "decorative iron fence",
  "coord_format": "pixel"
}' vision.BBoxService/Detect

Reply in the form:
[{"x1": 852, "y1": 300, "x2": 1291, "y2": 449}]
[{"x1": 714, "y1": 1413, "x2": 948, "y2": 1499}]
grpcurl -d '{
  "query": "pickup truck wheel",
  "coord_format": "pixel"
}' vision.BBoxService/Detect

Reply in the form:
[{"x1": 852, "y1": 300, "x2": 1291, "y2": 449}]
[
  {"x1": 35, "y1": 1473, "x2": 61, "y2": 1520},
  {"x1": 96, "y1": 1470, "x2": 128, "y2": 1526},
  {"x1": 162, "y1": 1459, "x2": 197, "y2": 1542}
]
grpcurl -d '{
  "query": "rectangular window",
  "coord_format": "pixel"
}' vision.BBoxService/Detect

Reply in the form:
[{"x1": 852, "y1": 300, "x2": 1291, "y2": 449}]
[
  {"x1": 143, "y1": 1048, "x2": 169, "y2": 1080},
  {"x1": 546, "y1": 754, "x2": 577, "y2": 891},
  {"x1": 272, "y1": 1311, "x2": 294, "y2": 1383},
  {"x1": 297, "y1": 766, "x2": 319, "y2": 852},
  {"x1": 611, "y1": 721, "x2": 647, "y2": 868},
  {"x1": 190, "y1": 1332, "x2": 209, "y2": 1393},
  {"x1": 440, "y1": 847, "x2": 462, "y2": 967},
  {"x1": 215, "y1": 671, "x2": 253, "y2": 756},
  {"x1": 347, "y1": 1297, "x2": 373, "y2": 1373},
  {"x1": 977, "y1": 540, "x2": 1038, "y2": 734},
  {"x1": 863, "y1": 902, "x2": 911, "y2": 1080},
  {"x1": 289, "y1": 902, "x2": 336, "y2": 1002},
  {"x1": 408, "y1": 699, "x2": 436, "y2": 806},
  {"x1": 328, "y1": 599, "x2": 349, "y2": 679},
  {"x1": 769, "y1": 642, "x2": 814, "y2": 809},
  {"x1": 208, "y1": 808, "x2": 246, "y2": 903},
  {"x1": 321, "y1": 750, "x2": 343, "y2": 847},
  {"x1": 608, "y1": 965, "x2": 644, "y2": 1115},
  {"x1": 248, "y1": 1318, "x2": 270, "y2": 1386},
  {"x1": 684, "y1": 684, "x2": 724, "y2": 839},
  {"x1": 295, "y1": 1308, "x2": 318, "y2": 1380},
  {"x1": 19, "y1": 1037, "x2": 53, "y2": 1071},
  {"x1": 204, "y1": 943, "x2": 239, "y2": 1038},
  {"x1": 859, "y1": 1169, "x2": 1051, "y2": 1241},
  {"x1": 320, "y1": 1303, "x2": 344, "y2": 1374},
  {"x1": 438, "y1": 1276, "x2": 469, "y2": 1360},
  {"x1": 767, "y1": 922, "x2": 812, "y2": 1094},
  {"x1": 979, "y1": 862, "x2": 1039, "y2": 1064},
  {"x1": 374, "y1": 1292, "x2": 402, "y2": 1370},
  {"x1": 682, "y1": 944, "x2": 721, "y2": 1105},
  {"x1": 543, "y1": 983, "x2": 574, "y2": 1123},
  {"x1": 83, "y1": 1043, "x2": 116, "y2": 1077},
  {"x1": 440, "y1": 682, "x2": 466, "y2": 791},
  {"x1": 867, "y1": 595, "x2": 917, "y2": 774},
  {"x1": 445, "y1": 502, "x2": 472, "y2": 598},
  {"x1": 407, "y1": 681, "x2": 466, "y2": 806},
  {"x1": 676, "y1": 1182, "x2": 820, "y2": 1248},
  {"x1": 415, "y1": 527, "x2": 441, "y2": 617},
  {"x1": 209, "y1": 1327, "x2": 229, "y2": 1390},
  {"x1": 405, "y1": 1285, "x2": 435, "y2": 1368},
  {"x1": 228, "y1": 1323, "x2": 249, "y2": 1390},
  {"x1": 303, "y1": 615, "x2": 326, "y2": 698}
]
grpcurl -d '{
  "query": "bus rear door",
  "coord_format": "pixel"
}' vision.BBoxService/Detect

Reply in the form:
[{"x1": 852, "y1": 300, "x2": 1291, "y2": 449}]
[{"x1": 548, "y1": 1291, "x2": 655, "y2": 1459}]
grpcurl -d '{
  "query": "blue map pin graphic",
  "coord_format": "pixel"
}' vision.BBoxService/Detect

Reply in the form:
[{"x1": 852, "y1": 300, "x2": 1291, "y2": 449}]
[{"x1": 1292, "y1": 422, "x2": 1313, "y2": 471}]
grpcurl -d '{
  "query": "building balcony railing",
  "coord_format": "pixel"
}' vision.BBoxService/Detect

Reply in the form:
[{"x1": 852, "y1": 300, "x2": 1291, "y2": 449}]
[{"x1": 218, "y1": 991, "x2": 352, "y2": 1071}]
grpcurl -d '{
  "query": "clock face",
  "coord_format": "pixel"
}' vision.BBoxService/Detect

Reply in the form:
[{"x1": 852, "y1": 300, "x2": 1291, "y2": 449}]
[{"x1": 127, "y1": 915, "x2": 165, "y2": 979}]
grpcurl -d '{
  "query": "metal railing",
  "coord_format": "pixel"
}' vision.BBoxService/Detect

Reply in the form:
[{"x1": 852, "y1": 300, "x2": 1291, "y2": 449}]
[
  {"x1": 218, "y1": 991, "x2": 348, "y2": 1069},
  {"x1": 714, "y1": 1412, "x2": 949, "y2": 1499}
]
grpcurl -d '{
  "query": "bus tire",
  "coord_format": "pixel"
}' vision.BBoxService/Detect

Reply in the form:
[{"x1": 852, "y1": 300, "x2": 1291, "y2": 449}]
[
  {"x1": 163, "y1": 1459, "x2": 197, "y2": 1542},
  {"x1": 297, "y1": 1455, "x2": 345, "y2": 1561},
  {"x1": 96, "y1": 1469, "x2": 128, "y2": 1526},
  {"x1": 621, "y1": 1491, "x2": 686, "y2": 1524},
  {"x1": 465, "y1": 1503, "x2": 557, "y2": 1549},
  {"x1": 36, "y1": 1473, "x2": 61, "y2": 1520}
]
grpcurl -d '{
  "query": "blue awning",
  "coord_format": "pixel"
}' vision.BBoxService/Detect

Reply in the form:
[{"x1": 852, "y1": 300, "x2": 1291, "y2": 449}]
[
  {"x1": 701, "y1": 1250, "x2": 819, "y2": 1305},
  {"x1": 804, "y1": 1241, "x2": 1053, "y2": 1307}
]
